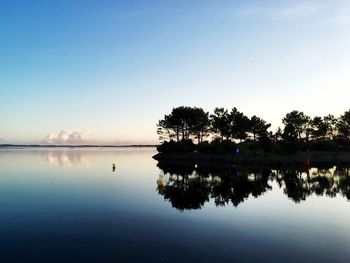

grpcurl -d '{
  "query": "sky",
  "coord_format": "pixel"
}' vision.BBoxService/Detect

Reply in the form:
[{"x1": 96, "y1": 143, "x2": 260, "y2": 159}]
[{"x1": 0, "y1": 0, "x2": 349, "y2": 145}]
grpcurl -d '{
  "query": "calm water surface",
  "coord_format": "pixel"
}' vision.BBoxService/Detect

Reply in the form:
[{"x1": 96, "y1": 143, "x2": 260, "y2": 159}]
[{"x1": 0, "y1": 148, "x2": 349, "y2": 263}]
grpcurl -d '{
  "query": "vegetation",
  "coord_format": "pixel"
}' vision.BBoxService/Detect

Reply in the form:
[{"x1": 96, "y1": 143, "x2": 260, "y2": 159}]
[
  {"x1": 157, "y1": 106, "x2": 210, "y2": 143},
  {"x1": 157, "y1": 106, "x2": 350, "y2": 154}
]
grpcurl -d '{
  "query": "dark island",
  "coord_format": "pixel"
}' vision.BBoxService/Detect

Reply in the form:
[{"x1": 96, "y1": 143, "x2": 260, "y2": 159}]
[{"x1": 153, "y1": 106, "x2": 350, "y2": 167}]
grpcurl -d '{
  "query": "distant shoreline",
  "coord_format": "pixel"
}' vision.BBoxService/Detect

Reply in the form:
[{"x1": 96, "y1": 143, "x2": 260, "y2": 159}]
[{"x1": 0, "y1": 144, "x2": 158, "y2": 148}]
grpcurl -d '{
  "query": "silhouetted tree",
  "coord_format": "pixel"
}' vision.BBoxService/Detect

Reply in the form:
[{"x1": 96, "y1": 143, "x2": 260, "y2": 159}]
[
  {"x1": 210, "y1": 108, "x2": 231, "y2": 140},
  {"x1": 249, "y1": 115, "x2": 271, "y2": 141},
  {"x1": 189, "y1": 108, "x2": 211, "y2": 143},
  {"x1": 157, "y1": 106, "x2": 350, "y2": 154},
  {"x1": 229, "y1": 107, "x2": 250, "y2": 142},
  {"x1": 274, "y1": 127, "x2": 283, "y2": 142},
  {"x1": 282, "y1": 111, "x2": 310, "y2": 142},
  {"x1": 157, "y1": 113, "x2": 181, "y2": 142},
  {"x1": 337, "y1": 110, "x2": 350, "y2": 142},
  {"x1": 324, "y1": 114, "x2": 338, "y2": 139},
  {"x1": 157, "y1": 106, "x2": 209, "y2": 142},
  {"x1": 309, "y1": 116, "x2": 328, "y2": 140}
]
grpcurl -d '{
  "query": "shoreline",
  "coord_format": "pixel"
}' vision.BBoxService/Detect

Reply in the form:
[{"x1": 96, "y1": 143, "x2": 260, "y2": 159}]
[{"x1": 153, "y1": 151, "x2": 350, "y2": 167}]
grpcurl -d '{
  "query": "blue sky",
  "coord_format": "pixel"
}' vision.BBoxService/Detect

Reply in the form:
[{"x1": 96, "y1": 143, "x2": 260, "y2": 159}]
[{"x1": 1, "y1": 0, "x2": 349, "y2": 144}]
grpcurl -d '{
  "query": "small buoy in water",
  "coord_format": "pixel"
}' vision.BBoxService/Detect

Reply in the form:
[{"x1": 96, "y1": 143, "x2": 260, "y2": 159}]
[{"x1": 112, "y1": 163, "x2": 116, "y2": 172}]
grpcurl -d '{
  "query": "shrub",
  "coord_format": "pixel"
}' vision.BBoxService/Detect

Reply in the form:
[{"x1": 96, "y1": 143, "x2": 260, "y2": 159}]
[
  {"x1": 157, "y1": 139, "x2": 195, "y2": 153},
  {"x1": 307, "y1": 140, "x2": 339, "y2": 152}
]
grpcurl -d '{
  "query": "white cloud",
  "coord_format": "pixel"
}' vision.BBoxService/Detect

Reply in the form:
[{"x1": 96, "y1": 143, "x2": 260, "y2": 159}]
[
  {"x1": 42, "y1": 129, "x2": 90, "y2": 145},
  {"x1": 0, "y1": 138, "x2": 5, "y2": 143}
]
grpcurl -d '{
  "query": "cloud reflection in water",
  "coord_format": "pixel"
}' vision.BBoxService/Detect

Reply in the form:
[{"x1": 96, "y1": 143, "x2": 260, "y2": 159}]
[{"x1": 41, "y1": 150, "x2": 91, "y2": 168}]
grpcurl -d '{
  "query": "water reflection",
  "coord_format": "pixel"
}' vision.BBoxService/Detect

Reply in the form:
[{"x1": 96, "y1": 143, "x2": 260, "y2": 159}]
[
  {"x1": 156, "y1": 161, "x2": 350, "y2": 210},
  {"x1": 40, "y1": 150, "x2": 91, "y2": 168}
]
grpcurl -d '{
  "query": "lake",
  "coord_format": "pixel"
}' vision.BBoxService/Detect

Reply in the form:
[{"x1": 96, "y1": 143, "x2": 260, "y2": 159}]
[{"x1": 0, "y1": 148, "x2": 349, "y2": 263}]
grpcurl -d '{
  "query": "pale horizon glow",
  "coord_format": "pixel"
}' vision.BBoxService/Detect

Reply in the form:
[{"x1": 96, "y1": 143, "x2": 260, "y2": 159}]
[{"x1": 1, "y1": 0, "x2": 349, "y2": 144}]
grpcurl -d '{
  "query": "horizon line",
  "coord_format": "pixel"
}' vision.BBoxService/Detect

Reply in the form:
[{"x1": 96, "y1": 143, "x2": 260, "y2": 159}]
[{"x1": 0, "y1": 144, "x2": 158, "y2": 148}]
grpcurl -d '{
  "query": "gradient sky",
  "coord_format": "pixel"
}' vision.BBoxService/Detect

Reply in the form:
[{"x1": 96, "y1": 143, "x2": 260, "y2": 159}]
[{"x1": 1, "y1": 0, "x2": 349, "y2": 144}]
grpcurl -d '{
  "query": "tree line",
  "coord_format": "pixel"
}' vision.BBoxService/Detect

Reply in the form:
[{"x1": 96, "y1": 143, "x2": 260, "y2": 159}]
[{"x1": 157, "y1": 106, "x2": 350, "y2": 152}]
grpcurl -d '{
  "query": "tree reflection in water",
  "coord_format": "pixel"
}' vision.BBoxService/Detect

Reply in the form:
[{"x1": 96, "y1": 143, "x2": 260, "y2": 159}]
[
  {"x1": 156, "y1": 161, "x2": 350, "y2": 211},
  {"x1": 157, "y1": 162, "x2": 210, "y2": 210}
]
